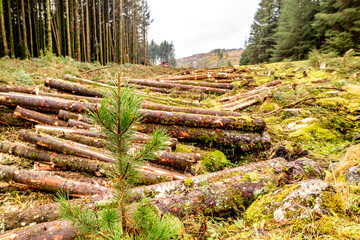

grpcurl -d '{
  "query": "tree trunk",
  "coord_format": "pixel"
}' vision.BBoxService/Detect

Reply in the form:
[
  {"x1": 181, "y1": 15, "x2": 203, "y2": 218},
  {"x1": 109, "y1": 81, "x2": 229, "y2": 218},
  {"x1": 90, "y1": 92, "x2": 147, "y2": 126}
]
[
  {"x1": 139, "y1": 109, "x2": 266, "y2": 132},
  {"x1": 0, "y1": 220, "x2": 78, "y2": 240},
  {"x1": 141, "y1": 102, "x2": 243, "y2": 117},
  {"x1": 0, "y1": 164, "x2": 112, "y2": 195},
  {"x1": 6, "y1": 0, "x2": 14, "y2": 57},
  {"x1": 98, "y1": 0, "x2": 103, "y2": 64},
  {"x1": 119, "y1": 0, "x2": 123, "y2": 63},
  {"x1": 85, "y1": 0, "x2": 90, "y2": 61},
  {"x1": 0, "y1": 109, "x2": 32, "y2": 126},
  {"x1": 67, "y1": 119, "x2": 92, "y2": 129},
  {"x1": 138, "y1": 124, "x2": 271, "y2": 151},
  {"x1": 45, "y1": 0, "x2": 51, "y2": 53},
  {"x1": 0, "y1": 92, "x2": 97, "y2": 113},
  {"x1": 14, "y1": 106, "x2": 67, "y2": 126},
  {"x1": 0, "y1": 85, "x2": 39, "y2": 94},
  {"x1": 74, "y1": 0, "x2": 80, "y2": 61},
  {"x1": 126, "y1": 79, "x2": 230, "y2": 95},
  {"x1": 0, "y1": 141, "x2": 108, "y2": 174},
  {"x1": 0, "y1": 0, "x2": 9, "y2": 56},
  {"x1": 21, "y1": 0, "x2": 29, "y2": 58},
  {"x1": 27, "y1": 0, "x2": 33, "y2": 57},
  {"x1": 65, "y1": 0, "x2": 71, "y2": 56},
  {"x1": 39, "y1": 91, "x2": 102, "y2": 103},
  {"x1": 58, "y1": 109, "x2": 92, "y2": 123},
  {"x1": 80, "y1": 0, "x2": 86, "y2": 61},
  {"x1": 44, "y1": 78, "x2": 104, "y2": 97},
  {"x1": 164, "y1": 80, "x2": 236, "y2": 90},
  {"x1": 35, "y1": 124, "x2": 178, "y2": 150},
  {"x1": 92, "y1": 0, "x2": 98, "y2": 61}
]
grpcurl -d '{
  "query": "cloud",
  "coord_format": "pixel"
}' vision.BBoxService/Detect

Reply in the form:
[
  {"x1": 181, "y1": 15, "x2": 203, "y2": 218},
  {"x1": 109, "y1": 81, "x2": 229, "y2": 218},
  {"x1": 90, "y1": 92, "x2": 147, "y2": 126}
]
[{"x1": 147, "y1": 0, "x2": 260, "y2": 58}]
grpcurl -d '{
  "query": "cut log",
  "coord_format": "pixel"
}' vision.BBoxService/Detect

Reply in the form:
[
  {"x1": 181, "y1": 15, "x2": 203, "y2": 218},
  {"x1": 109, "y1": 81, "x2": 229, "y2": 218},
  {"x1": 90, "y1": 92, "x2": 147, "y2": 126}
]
[
  {"x1": 0, "y1": 220, "x2": 78, "y2": 240},
  {"x1": 13, "y1": 106, "x2": 67, "y2": 126},
  {"x1": 0, "y1": 141, "x2": 108, "y2": 174},
  {"x1": 45, "y1": 78, "x2": 104, "y2": 97},
  {"x1": 0, "y1": 109, "x2": 32, "y2": 126},
  {"x1": 0, "y1": 85, "x2": 39, "y2": 95},
  {"x1": 162, "y1": 80, "x2": 236, "y2": 90},
  {"x1": 0, "y1": 92, "x2": 97, "y2": 113},
  {"x1": 139, "y1": 109, "x2": 266, "y2": 132},
  {"x1": 141, "y1": 102, "x2": 243, "y2": 117},
  {"x1": 0, "y1": 164, "x2": 113, "y2": 195},
  {"x1": 137, "y1": 124, "x2": 271, "y2": 151},
  {"x1": 67, "y1": 119, "x2": 92, "y2": 129},
  {"x1": 64, "y1": 73, "x2": 112, "y2": 87},
  {"x1": 158, "y1": 74, "x2": 209, "y2": 81},
  {"x1": 126, "y1": 79, "x2": 229, "y2": 95},
  {"x1": 152, "y1": 152, "x2": 199, "y2": 171},
  {"x1": 39, "y1": 91, "x2": 102, "y2": 103},
  {"x1": 58, "y1": 109, "x2": 92, "y2": 123},
  {"x1": 35, "y1": 125, "x2": 178, "y2": 150}
]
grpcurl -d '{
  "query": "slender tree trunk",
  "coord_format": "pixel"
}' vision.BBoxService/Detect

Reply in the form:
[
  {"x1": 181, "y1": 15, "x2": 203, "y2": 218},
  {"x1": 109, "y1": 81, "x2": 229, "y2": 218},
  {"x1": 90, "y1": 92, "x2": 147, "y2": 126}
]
[
  {"x1": 34, "y1": 0, "x2": 39, "y2": 56},
  {"x1": 6, "y1": 0, "x2": 14, "y2": 57},
  {"x1": 0, "y1": 0, "x2": 9, "y2": 56},
  {"x1": 119, "y1": 0, "x2": 123, "y2": 63},
  {"x1": 112, "y1": 0, "x2": 116, "y2": 62},
  {"x1": 98, "y1": 0, "x2": 103, "y2": 64},
  {"x1": 85, "y1": 0, "x2": 90, "y2": 61},
  {"x1": 92, "y1": 0, "x2": 98, "y2": 61},
  {"x1": 65, "y1": 0, "x2": 71, "y2": 56},
  {"x1": 45, "y1": 0, "x2": 51, "y2": 53},
  {"x1": 74, "y1": 0, "x2": 80, "y2": 61},
  {"x1": 80, "y1": 0, "x2": 86, "y2": 61},
  {"x1": 27, "y1": 0, "x2": 33, "y2": 57},
  {"x1": 103, "y1": 0, "x2": 107, "y2": 63},
  {"x1": 21, "y1": 0, "x2": 29, "y2": 58},
  {"x1": 132, "y1": 0, "x2": 137, "y2": 64}
]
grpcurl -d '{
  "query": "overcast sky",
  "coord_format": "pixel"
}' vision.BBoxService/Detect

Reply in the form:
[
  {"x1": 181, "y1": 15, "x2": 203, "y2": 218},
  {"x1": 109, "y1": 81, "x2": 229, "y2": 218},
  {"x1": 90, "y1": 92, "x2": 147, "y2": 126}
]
[{"x1": 147, "y1": 0, "x2": 261, "y2": 59}]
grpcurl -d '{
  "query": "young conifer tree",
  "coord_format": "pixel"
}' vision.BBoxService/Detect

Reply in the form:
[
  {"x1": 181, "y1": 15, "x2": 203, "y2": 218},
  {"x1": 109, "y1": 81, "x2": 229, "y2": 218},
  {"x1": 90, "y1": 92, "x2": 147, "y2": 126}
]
[{"x1": 58, "y1": 73, "x2": 182, "y2": 239}]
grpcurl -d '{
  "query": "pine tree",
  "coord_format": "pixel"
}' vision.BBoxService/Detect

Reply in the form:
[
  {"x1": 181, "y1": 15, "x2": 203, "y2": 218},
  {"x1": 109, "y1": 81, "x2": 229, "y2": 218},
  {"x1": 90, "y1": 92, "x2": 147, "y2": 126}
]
[
  {"x1": 271, "y1": 0, "x2": 320, "y2": 62},
  {"x1": 58, "y1": 74, "x2": 181, "y2": 239},
  {"x1": 242, "y1": 0, "x2": 281, "y2": 64},
  {"x1": 0, "y1": 0, "x2": 9, "y2": 56},
  {"x1": 46, "y1": 0, "x2": 52, "y2": 53},
  {"x1": 313, "y1": 0, "x2": 360, "y2": 55}
]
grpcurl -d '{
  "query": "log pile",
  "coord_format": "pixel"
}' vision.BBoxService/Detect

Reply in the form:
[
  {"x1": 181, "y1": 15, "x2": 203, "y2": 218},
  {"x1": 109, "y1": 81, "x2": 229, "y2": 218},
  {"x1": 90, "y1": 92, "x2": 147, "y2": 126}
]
[
  {"x1": 220, "y1": 80, "x2": 283, "y2": 111},
  {"x1": 0, "y1": 69, "x2": 277, "y2": 237}
]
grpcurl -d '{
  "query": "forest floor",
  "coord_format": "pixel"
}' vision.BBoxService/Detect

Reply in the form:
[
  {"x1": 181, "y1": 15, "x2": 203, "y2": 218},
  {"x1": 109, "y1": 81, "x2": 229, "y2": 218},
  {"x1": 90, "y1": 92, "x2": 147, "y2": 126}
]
[{"x1": 0, "y1": 54, "x2": 359, "y2": 239}]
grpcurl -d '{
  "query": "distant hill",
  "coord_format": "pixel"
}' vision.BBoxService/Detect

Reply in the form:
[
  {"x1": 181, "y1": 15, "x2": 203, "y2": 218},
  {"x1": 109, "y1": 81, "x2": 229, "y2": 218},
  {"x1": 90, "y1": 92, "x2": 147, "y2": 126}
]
[{"x1": 176, "y1": 49, "x2": 243, "y2": 68}]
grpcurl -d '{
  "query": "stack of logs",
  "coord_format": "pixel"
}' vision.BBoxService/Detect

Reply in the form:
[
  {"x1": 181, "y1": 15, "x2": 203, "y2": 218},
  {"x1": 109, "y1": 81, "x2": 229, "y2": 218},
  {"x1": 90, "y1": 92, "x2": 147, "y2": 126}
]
[{"x1": 0, "y1": 69, "x2": 274, "y2": 238}]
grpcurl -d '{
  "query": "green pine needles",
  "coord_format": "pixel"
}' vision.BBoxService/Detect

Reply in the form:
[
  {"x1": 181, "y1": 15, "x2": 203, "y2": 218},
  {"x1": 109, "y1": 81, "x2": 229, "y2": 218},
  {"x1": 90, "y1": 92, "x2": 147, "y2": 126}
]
[{"x1": 58, "y1": 73, "x2": 182, "y2": 239}]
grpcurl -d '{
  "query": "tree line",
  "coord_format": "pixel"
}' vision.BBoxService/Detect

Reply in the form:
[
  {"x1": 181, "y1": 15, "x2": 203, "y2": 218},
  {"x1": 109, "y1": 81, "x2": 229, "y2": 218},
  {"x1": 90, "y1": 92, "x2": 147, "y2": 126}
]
[
  {"x1": 148, "y1": 40, "x2": 176, "y2": 66},
  {"x1": 0, "y1": 0, "x2": 154, "y2": 65},
  {"x1": 240, "y1": 0, "x2": 360, "y2": 65}
]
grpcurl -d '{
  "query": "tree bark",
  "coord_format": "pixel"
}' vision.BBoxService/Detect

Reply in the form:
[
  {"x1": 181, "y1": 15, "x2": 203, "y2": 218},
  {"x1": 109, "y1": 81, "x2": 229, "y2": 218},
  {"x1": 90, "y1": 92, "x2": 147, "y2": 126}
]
[
  {"x1": 58, "y1": 109, "x2": 91, "y2": 123},
  {"x1": 27, "y1": 0, "x2": 33, "y2": 57},
  {"x1": 141, "y1": 102, "x2": 243, "y2": 117},
  {"x1": 14, "y1": 106, "x2": 67, "y2": 126},
  {"x1": 74, "y1": 0, "x2": 80, "y2": 61},
  {"x1": 35, "y1": 124, "x2": 178, "y2": 150},
  {"x1": 67, "y1": 119, "x2": 92, "y2": 129},
  {"x1": 0, "y1": 141, "x2": 108, "y2": 174},
  {"x1": 137, "y1": 124, "x2": 271, "y2": 151},
  {"x1": 39, "y1": 91, "x2": 102, "y2": 103},
  {"x1": 139, "y1": 109, "x2": 266, "y2": 132},
  {"x1": 0, "y1": 85, "x2": 39, "y2": 94},
  {"x1": 21, "y1": 0, "x2": 29, "y2": 58},
  {"x1": 65, "y1": 0, "x2": 71, "y2": 56},
  {"x1": 126, "y1": 79, "x2": 230, "y2": 95},
  {"x1": 0, "y1": 164, "x2": 113, "y2": 195},
  {"x1": 0, "y1": 0, "x2": 9, "y2": 56},
  {"x1": 6, "y1": 0, "x2": 14, "y2": 57},
  {"x1": 163, "y1": 80, "x2": 236, "y2": 90},
  {"x1": 98, "y1": 0, "x2": 103, "y2": 64},
  {"x1": 45, "y1": 0, "x2": 51, "y2": 53},
  {"x1": 85, "y1": 0, "x2": 90, "y2": 61},
  {"x1": 0, "y1": 220, "x2": 78, "y2": 240},
  {"x1": 0, "y1": 92, "x2": 97, "y2": 113}
]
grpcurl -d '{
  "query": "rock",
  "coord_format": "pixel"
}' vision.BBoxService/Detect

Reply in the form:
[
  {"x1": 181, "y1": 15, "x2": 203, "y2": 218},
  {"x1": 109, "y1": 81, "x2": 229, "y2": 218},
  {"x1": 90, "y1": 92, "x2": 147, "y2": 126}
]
[
  {"x1": 346, "y1": 165, "x2": 360, "y2": 185},
  {"x1": 325, "y1": 91, "x2": 339, "y2": 97},
  {"x1": 282, "y1": 109, "x2": 302, "y2": 119},
  {"x1": 245, "y1": 180, "x2": 345, "y2": 225},
  {"x1": 269, "y1": 142, "x2": 308, "y2": 161},
  {"x1": 287, "y1": 118, "x2": 316, "y2": 131}
]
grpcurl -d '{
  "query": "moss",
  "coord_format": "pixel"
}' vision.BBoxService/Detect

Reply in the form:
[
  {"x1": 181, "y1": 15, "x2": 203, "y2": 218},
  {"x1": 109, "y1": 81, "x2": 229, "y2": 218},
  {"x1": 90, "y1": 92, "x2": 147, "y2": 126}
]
[
  {"x1": 201, "y1": 150, "x2": 229, "y2": 172},
  {"x1": 174, "y1": 144, "x2": 195, "y2": 153},
  {"x1": 244, "y1": 184, "x2": 299, "y2": 225},
  {"x1": 315, "y1": 97, "x2": 349, "y2": 111},
  {"x1": 289, "y1": 123, "x2": 339, "y2": 143},
  {"x1": 183, "y1": 178, "x2": 193, "y2": 187},
  {"x1": 258, "y1": 101, "x2": 278, "y2": 113},
  {"x1": 320, "y1": 191, "x2": 346, "y2": 216}
]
